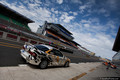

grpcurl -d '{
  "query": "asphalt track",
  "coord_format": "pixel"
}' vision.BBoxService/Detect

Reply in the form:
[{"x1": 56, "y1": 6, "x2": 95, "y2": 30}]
[{"x1": 0, "y1": 39, "x2": 101, "y2": 67}]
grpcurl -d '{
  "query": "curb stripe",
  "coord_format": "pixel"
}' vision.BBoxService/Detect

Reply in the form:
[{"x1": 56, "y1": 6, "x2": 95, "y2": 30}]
[
  {"x1": 69, "y1": 72, "x2": 87, "y2": 80},
  {"x1": 89, "y1": 68, "x2": 96, "y2": 72},
  {"x1": 0, "y1": 43, "x2": 21, "y2": 49},
  {"x1": 0, "y1": 42, "x2": 21, "y2": 47},
  {"x1": 69, "y1": 67, "x2": 98, "y2": 80}
]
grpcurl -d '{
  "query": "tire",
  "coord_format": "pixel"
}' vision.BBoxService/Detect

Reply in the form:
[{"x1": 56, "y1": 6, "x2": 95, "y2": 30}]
[
  {"x1": 39, "y1": 60, "x2": 48, "y2": 69},
  {"x1": 20, "y1": 56, "x2": 27, "y2": 63},
  {"x1": 114, "y1": 67, "x2": 117, "y2": 69},
  {"x1": 64, "y1": 61, "x2": 69, "y2": 67}
]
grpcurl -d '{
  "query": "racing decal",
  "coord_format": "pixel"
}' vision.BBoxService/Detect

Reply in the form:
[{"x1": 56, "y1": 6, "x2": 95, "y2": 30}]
[
  {"x1": 56, "y1": 56, "x2": 59, "y2": 62},
  {"x1": 45, "y1": 49, "x2": 52, "y2": 55},
  {"x1": 59, "y1": 60, "x2": 64, "y2": 64},
  {"x1": 65, "y1": 58, "x2": 70, "y2": 64},
  {"x1": 67, "y1": 58, "x2": 70, "y2": 62},
  {"x1": 52, "y1": 55, "x2": 55, "y2": 58}
]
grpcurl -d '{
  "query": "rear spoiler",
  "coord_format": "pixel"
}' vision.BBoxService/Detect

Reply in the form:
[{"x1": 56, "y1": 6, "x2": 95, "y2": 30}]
[
  {"x1": 23, "y1": 42, "x2": 37, "y2": 51},
  {"x1": 25, "y1": 42, "x2": 33, "y2": 46},
  {"x1": 24, "y1": 42, "x2": 35, "y2": 49}
]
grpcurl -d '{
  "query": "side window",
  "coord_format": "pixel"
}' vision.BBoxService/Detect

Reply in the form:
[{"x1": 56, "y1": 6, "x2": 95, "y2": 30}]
[
  {"x1": 54, "y1": 49, "x2": 63, "y2": 57},
  {"x1": 49, "y1": 50, "x2": 54, "y2": 55},
  {"x1": 49, "y1": 49, "x2": 63, "y2": 57}
]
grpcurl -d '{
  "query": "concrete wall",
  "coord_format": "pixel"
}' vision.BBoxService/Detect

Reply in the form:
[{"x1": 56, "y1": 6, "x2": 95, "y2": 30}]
[{"x1": 0, "y1": 31, "x2": 39, "y2": 44}]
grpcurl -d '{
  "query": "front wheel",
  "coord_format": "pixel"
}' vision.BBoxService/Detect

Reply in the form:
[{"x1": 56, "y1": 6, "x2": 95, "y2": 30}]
[
  {"x1": 64, "y1": 61, "x2": 70, "y2": 67},
  {"x1": 39, "y1": 60, "x2": 48, "y2": 69}
]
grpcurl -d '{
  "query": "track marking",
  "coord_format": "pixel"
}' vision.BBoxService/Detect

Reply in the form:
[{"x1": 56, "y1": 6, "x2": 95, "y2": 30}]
[
  {"x1": 89, "y1": 68, "x2": 96, "y2": 72},
  {"x1": 69, "y1": 67, "x2": 98, "y2": 80},
  {"x1": 0, "y1": 43, "x2": 21, "y2": 49},
  {"x1": 0, "y1": 42, "x2": 22, "y2": 47},
  {"x1": 69, "y1": 73, "x2": 87, "y2": 80},
  {"x1": 18, "y1": 64, "x2": 28, "y2": 67}
]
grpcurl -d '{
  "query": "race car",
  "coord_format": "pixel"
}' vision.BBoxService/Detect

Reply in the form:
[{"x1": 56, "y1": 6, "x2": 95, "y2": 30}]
[
  {"x1": 111, "y1": 63, "x2": 117, "y2": 69},
  {"x1": 20, "y1": 42, "x2": 70, "y2": 69},
  {"x1": 103, "y1": 62, "x2": 117, "y2": 69},
  {"x1": 103, "y1": 62, "x2": 108, "y2": 66}
]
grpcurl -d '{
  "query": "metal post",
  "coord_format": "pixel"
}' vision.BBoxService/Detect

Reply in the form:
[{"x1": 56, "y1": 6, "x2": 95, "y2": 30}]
[
  {"x1": 2, "y1": 31, "x2": 7, "y2": 39},
  {"x1": 17, "y1": 36, "x2": 20, "y2": 42}
]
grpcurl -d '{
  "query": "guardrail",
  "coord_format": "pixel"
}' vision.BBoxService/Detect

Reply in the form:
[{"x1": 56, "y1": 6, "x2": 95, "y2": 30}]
[
  {"x1": 30, "y1": 40, "x2": 37, "y2": 44},
  {"x1": 6, "y1": 33, "x2": 17, "y2": 40},
  {"x1": 0, "y1": 31, "x2": 3, "y2": 38},
  {"x1": 20, "y1": 37, "x2": 29, "y2": 42}
]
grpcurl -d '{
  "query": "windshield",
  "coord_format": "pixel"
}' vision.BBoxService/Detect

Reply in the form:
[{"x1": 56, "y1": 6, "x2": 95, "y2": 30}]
[{"x1": 35, "y1": 45, "x2": 49, "y2": 52}]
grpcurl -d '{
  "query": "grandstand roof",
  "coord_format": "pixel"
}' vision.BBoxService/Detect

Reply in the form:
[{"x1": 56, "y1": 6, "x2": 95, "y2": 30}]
[
  {"x1": 56, "y1": 24, "x2": 72, "y2": 35},
  {"x1": 47, "y1": 23, "x2": 72, "y2": 35},
  {"x1": 113, "y1": 26, "x2": 120, "y2": 52},
  {"x1": 71, "y1": 41, "x2": 81, "y2": 46},
  {"x1": 0, "y1": 3, "x2": 34, "y2": 23}
]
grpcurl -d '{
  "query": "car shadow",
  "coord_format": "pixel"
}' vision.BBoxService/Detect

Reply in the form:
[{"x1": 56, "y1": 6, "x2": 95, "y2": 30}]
[{"x1": 27, "y1": 64, "x2": 68, "y2": 69}]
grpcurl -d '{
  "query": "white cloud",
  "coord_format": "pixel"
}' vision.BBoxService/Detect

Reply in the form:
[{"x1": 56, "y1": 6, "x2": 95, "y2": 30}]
[
  {"x1": 72, "y1": 31, "x2": 115, "y2": 60},
  {"x1": 84, "y1": 24, "x2": 90, "y2": 28},
  {"x1": 69, "y1": 11, "x2": 78, "y2": 16},
  {"x1": 79, "y1": 0, "x2": 95, "y2": 13},
  {"x1": 60, "y1": 12, "x2": 75, "y2": 23},
  {"x1": 0, "y1": 0, "x2": 53, "y2": 32},
  {"x1": 51, "y1": 8, "x2": 59, "y2": 14},
  {"x1": 81, "y1": 20, "x2": 91, "y2": 24},
  {"x1": 23, "y1": 0, "x2": 42, "y2": 4},
  {"x1": 56, "y1": 0, "x2": 63, "y2": 4},
  {"x1": 106, "y1": 0, "x2": 118, "y2": 10},
  {"x1": 79, "y1": 5, "x2": 88, "y2": 13},
  {"x1": 28, "y1": 23, "x2": 39, "y2": 32},
  {"x1": 71, "y1": 0, "x2": 82, "y2": 4},
  {"x1": 78, "y1": 0, "x2": 111, "y2": 17},
  {"x1": 63, "y1": 16, "x2": 74, "y2": 23},
  {"x1": 93, "y1": 8, "x2": 110, "y2": 17},
  {"x1": 63, "y1": 17, "x2": 117, "y2": 60},
  {"x1": 73, "y1": 12, "x2": 78, "y2": 16},
  {"x1": 99, "y1": 8, "x2": 106, "y2": 13},
  {"x1": 106, "y1": 20, "x2": 116, "y2": 29}
]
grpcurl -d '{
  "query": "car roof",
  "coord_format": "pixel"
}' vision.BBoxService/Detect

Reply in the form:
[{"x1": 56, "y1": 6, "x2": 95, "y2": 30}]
[{"x1": 40, "y1": 44, "x2": 54, "y2": 50}]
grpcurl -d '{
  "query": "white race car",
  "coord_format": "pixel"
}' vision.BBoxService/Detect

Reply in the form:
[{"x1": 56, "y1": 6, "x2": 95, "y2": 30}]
[{"x1": 20, "y1": 42, "x2": 70, "y2": 69}]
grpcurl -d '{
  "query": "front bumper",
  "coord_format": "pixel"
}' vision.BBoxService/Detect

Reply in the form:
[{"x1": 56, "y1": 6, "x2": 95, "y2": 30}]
[{"x1": 20, "y1": 49, "x2": 40, "y2": 65}]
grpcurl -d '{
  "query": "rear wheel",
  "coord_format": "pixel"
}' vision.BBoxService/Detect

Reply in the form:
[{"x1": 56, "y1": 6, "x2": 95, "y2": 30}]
[
  {"x1": 39, "y1": 60, "x2": 48, "y2": 69},
  {"x1": 64, "y1": 61, "x2": 69, "y2": 67}
]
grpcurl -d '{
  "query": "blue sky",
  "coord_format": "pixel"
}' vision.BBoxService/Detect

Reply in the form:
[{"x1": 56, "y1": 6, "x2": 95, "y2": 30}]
[{"x1": 0, "y1": 0, "x2": 120, "y2": 59}]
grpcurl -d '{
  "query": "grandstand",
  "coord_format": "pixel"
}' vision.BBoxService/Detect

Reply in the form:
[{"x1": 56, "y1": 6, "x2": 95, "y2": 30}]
[
  {"x1": 37, "y1": 21, "x2": 80, "y2": 48},
  {"x1": 0, "y1": 3, "x2": 41, "y2": 39},
  {"x1": 112, "y1": 26, "x2": 120, "y2": 64}
]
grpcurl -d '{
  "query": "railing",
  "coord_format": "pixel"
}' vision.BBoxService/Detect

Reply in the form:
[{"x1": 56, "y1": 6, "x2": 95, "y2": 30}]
[
  {"x1": 20, "y1": 37, "x2": 29, "y2": 42},
  {"x1": 7, "y1": 34, "x2": 17, "y2": 40},
  {"x1": 0, "y1": 31, "x2": 3, "y2": 37}
]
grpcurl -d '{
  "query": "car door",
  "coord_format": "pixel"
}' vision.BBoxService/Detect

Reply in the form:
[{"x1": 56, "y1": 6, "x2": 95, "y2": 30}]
[
  {"x1": 53, "y1": 49, "x2": 65, "y2": 66},
  {"x1": 48, "y1": 49, "x2": 65, "y2": 66},
  {"x1": 48, "y1": 49, "x2": 59, "y2": 66}
]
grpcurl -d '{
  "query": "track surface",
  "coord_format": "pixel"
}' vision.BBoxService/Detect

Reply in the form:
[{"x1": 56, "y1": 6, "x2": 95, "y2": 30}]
[{"x1": 0, "y1": 39, "x2": 100, "y2": 67}]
